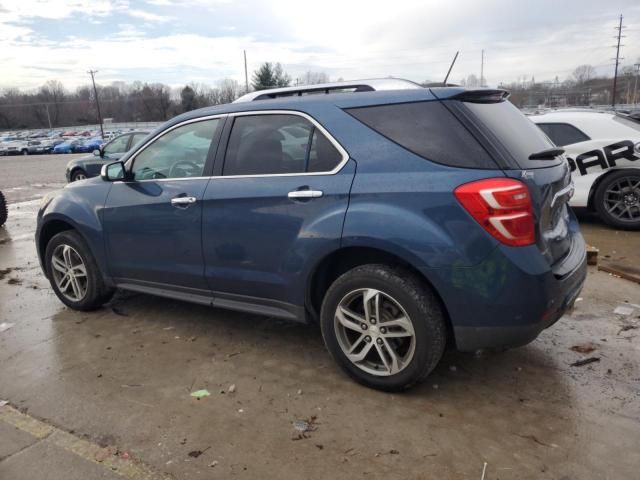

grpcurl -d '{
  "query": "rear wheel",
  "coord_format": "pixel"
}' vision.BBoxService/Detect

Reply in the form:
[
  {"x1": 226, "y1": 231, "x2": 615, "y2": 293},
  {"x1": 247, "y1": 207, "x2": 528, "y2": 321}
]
[
  {"x1": 320, "y1": 264, "x2": 446, "y2": 391},
  {"x1": 45, "y1": 231, "x2": 114, "y2": 310},
  {"x1": 594, "y1": 170, "x2": 640, "y2": 230},
  {"x1": 0, "y1": 191, "x2": 7, "y2": 227},
  {"x1": 71, "y1": 169, "x2": 88, "y2": 182}
]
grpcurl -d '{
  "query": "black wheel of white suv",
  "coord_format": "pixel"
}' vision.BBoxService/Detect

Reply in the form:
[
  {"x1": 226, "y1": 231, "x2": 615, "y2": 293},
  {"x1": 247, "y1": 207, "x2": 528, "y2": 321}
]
[
  {"x1": 320, "y1": 265, "x2": 446, "y2": 392},
  {"x1": 594, "y1": 170, "x2": 640, "y2": 230},
  {"x1": 45, "y1": 231, "x2": 114, "y2": 310},
  {"x1": 0, "y1": 190, "x2": 7, "y2": 227}
]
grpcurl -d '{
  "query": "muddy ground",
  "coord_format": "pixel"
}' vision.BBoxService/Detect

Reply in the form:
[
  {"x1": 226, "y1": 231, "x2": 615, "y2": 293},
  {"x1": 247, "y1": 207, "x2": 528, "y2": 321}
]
[{"x1": 0, "y1": 156, "x2": 639, "y2": 479}]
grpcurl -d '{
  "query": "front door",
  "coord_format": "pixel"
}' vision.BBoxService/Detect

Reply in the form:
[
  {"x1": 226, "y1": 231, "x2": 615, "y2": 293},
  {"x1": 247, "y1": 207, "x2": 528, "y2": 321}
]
[
  {"x1": 202, "y1": 112, "x2": 354, "y2": 316},
  {"x1": 103, "y1": 117, "x2": 223, "y2": 292}
]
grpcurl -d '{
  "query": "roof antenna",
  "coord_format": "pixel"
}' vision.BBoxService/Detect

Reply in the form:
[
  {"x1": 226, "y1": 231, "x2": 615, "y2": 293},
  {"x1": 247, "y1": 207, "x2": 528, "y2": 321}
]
[{"x1": 443, "y1": 51, "x2": 459, "y2": 85}]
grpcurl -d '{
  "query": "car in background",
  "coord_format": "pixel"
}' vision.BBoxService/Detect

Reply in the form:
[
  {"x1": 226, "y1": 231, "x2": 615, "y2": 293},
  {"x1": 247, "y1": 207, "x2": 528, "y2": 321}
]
[
  {"x1": 53, "y1": 139, "x2": 84, "y2": 154},
  {"x1": 37, "y1": 82, "x2": 586, "y2": 391},
  {"x1": 0, "y1": 139, "x2": 29, "y2": 155},
  {"x1": 530, "y1": 111, "x2": 640, "y2": 229},
  {"x1": 73, "y1": 137, "x2": 104, "y2": 154},
  {"x1": 66, "y1": 131, "x2": 148, "y2": 182}
]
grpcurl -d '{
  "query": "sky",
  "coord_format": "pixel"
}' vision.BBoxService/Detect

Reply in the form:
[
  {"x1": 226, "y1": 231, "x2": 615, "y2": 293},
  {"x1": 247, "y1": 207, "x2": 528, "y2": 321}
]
[{"x1": 1, "y1": 0, "x2": 640, "y2": 91}]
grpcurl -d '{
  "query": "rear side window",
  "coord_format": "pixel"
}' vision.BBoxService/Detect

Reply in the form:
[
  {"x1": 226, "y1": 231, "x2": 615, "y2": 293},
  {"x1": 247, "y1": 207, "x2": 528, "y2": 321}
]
[
  {"x1": 536, "y1": 123, "x2": 590, "y2": 147},
  {"x1": 346, "y1": 101, "x2": 497, "y2": 169},
  {"x1": 223, "y1": 114, "x2": 344, "y2": 176},
  {"x1": 463, "y1": 100, "x2": 559, "y2": 168}
]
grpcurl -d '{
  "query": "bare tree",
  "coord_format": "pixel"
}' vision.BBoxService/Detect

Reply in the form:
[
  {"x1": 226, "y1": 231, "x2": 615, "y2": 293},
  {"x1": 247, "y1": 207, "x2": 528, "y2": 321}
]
[
  {"x1": 300, "y1": 71, "x2": 329, "y2": 85},
  {"x1": 572, "y1": 65, "x2": 596, "y2": 85},
  {"x1": 218, "y1": 79, "x2": 240, "y2": 104}
]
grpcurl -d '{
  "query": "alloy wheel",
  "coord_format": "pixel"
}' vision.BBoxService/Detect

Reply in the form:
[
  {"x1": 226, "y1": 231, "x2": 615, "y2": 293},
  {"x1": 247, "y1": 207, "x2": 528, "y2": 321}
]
[
  {"x1": 334, "y1": 288, "x2": 416, "y2": 376},
  {"x1": 50, "y1": 244, "x2": 88, "y2": 302},
  {"x1": 603, "y1": 175, "x2": 640, "y2": 222}
]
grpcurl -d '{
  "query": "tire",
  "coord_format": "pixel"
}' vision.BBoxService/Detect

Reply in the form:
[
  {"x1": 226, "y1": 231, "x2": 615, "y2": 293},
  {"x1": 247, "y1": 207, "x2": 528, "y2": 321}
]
[
  {"x1": 0, "y1": 191, "x2": 7, "y2": 227},
  {"x1": 71, "y1": 169, "x2": 88, "y2": 182},
  {"x1": 594, "y1": 170, "x2": 640, "y2": 230},
  {"x1": 45, "y1": 230, "x2": 114, "y2": 310},
  {"x1": 320, "y1": 264, "x2": 446, "y2": 391},
  {"x1": 21, "y1": 149, "x2": 28, "y2": 156}
]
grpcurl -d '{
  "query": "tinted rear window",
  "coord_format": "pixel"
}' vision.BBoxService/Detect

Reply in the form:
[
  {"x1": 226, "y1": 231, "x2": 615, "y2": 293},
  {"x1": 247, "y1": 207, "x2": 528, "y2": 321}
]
[
  {"x1": 463, "y1": 101, "x2": 560, "y2": 168},
  {"x1": 346, "y1": 101, "x2": 498, "y2": 169}
]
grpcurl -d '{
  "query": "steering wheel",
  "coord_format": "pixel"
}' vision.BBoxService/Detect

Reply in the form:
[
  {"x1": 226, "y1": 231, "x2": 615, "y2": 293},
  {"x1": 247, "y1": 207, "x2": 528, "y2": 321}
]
[{"x1": 169, "y1": 160, "x2": 201, "y2": 178}]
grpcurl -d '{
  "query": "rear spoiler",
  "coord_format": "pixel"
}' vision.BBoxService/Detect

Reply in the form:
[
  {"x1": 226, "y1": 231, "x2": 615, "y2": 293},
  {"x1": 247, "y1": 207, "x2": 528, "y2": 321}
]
[{"x1": 451, "y1": 89, "x2": 510, "y2": 104}]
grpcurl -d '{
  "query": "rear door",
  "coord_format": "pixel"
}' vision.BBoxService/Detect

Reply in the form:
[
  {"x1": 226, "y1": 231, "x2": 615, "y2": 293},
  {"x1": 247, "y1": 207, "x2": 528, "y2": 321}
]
[
  {"x1": 454, "y1": 99, "x2": 576, "y2": 268},
  {"x1": 201, "y1": 111, "x2": 354, "y2": 317}
]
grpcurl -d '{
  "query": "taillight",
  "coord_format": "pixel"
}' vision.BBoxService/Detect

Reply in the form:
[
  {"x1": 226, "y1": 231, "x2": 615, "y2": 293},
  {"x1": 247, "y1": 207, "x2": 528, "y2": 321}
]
[{"x1": 454, "y1": 178, "x2": 535, "y2": 247}]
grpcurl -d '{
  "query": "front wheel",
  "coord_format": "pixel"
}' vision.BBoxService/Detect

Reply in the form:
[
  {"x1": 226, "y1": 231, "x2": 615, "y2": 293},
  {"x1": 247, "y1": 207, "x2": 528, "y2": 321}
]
[
  {"x1": 21, "y1": 149, "x2": 28, "y2": 156},
  {"x1": 594, "y1": 170, "x2": 640, "y2": 230},
  {"x1": 320, "y1": 265, "x2": 446, "y2": 391},
  {"x1": 45, "y1": 230, "x2": 114, "y2": 310},
  {"x1": 71, "y1": 169, "x2": 88, "y2": 182}
]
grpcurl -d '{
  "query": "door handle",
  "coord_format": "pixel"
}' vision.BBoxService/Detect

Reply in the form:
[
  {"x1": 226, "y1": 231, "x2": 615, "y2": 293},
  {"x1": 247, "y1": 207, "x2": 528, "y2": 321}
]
[
  {"x1": 288, "y1": 190, "x2": 323, "y2": 199},
  {"x1": 171, "y1": 196, "x2": 197, "y2": 206}
]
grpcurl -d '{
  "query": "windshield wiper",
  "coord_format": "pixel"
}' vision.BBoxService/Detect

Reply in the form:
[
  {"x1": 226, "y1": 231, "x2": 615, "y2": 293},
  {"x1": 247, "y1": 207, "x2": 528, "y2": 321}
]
[{"x1": 528, "y1": 147, "x2": 565, "y2": 161}]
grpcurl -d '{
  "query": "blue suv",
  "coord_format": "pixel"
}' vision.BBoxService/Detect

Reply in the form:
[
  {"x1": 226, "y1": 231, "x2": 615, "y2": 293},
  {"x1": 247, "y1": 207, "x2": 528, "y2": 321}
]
[{"x1": 36, "y1": 80, "x2": 586, "y2": 391}]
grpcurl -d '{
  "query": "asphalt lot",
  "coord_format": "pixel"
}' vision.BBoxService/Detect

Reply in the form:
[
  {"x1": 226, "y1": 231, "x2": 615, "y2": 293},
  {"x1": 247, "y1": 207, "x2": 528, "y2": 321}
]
[{"x1": 1, "y1": 154, "x2": 639, "y2": 479}]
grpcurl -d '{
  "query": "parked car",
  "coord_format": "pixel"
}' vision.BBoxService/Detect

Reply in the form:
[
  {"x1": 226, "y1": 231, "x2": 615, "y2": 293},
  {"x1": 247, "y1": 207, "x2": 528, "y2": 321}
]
[
  {"x1": 530, "y1": 111, "x2": 640, "y2": 229},
  {"x1": 0, "y1": 190, "x2": 6, "y2": 227},
  {"x1": 66, "y1": 131, "x2": 148, "y2": 182},
  {"x1": 53, "y1": 139, "x2": 83, "y2": 154},
  {"x1": 24, "y1": 140, "x2": 58, "y2": 154},
  {"x1": 36, "y1": 80, "x2": 586, "y2": 391},
  {"x1": 0, "y1": 140, "x2": 28, "y2": 155},
  {"x1": 73, "y1": 137, "x2": 104, "y2": 154}
]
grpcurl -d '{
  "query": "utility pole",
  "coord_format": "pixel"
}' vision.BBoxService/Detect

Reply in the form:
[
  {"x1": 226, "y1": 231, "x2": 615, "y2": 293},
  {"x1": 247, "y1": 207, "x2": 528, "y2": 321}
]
[
  {"x1": 634, "y1": 63, "x2": 640, "y2": 106},
  {"x1": 87, "y1": 70, "x2": 104, "y2": 138},
  {"x1": 612, "y1": 14, "x2": 625, "y2": 108},
  {"x1": 243, "y1": 50, "x2": 249, "y2": 94},
  {"x1": 480, "y1": 49, "x2": 485, "y2": 87}
]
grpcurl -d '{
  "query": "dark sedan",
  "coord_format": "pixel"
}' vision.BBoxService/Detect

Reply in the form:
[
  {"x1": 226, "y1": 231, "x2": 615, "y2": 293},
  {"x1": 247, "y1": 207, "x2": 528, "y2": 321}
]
[{"x1": 66, "y1": 131, "x2": 148, "y2": 182}]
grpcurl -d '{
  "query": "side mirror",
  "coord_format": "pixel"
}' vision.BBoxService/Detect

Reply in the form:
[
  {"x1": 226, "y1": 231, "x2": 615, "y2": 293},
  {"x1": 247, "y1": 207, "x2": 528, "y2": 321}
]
[
  {"x1": 101, "y1": 161, "x2": 126, "y2": 182},
  {"x1": 93, "y1": 148, "x2": 101, "y2": 157}
]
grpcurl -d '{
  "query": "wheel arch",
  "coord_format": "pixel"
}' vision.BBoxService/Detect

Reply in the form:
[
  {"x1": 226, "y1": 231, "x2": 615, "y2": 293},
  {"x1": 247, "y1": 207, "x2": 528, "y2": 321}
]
[
  {"x1": 38, "y1": 215, "x2": 105, "y2": 280},
  {"x1": 306, "y1": 245, "x2": 454, "y2": 343}
]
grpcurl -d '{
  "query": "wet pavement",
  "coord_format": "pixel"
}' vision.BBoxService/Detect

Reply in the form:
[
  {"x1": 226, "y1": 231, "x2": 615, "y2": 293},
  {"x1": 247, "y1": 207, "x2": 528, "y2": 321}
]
[{"x1": 0, "y1": 164, "x2": 639, "y2": 479}]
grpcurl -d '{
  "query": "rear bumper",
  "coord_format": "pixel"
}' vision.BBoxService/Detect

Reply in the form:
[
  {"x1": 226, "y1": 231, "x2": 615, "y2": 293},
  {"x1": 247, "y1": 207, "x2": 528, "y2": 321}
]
[{"x1": 425, "y1": 232, "x2": 587, "y2": 352}]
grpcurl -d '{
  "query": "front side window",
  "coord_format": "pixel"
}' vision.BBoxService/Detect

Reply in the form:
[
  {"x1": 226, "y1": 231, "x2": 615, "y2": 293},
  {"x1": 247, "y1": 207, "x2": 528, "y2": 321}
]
[
  {"x1": 104, "y1": 134, "x2": 130, "y2": 155},
  {"x1": 131, "y1": 119, "x2": 220, "y2": 180},
  {"x1": 537, "y1": 123, "x2": 590, "y2": 147},
  {"x1": 223, "y1": 114, "x2": 343, "y2": 176}
]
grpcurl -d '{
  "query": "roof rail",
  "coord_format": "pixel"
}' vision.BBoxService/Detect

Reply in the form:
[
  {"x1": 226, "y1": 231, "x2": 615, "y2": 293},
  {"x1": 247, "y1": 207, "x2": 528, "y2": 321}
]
[{"x1": 233, "y1": 78, "x2": 423, "y2": 103}]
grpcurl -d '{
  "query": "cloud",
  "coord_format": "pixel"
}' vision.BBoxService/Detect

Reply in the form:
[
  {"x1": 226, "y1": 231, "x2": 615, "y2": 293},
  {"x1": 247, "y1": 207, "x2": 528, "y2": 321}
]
[
  {"x1": 1, "y1": 0, "x2": 639, "y2": 90},
  {"x1": 128, "y1": 9, "x2": 172, "y2": 22}
]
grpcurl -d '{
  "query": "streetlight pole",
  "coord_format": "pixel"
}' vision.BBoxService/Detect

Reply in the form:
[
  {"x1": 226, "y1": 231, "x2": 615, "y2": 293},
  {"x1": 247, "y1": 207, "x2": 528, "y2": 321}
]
[{"x1": 87, "y1": 70, "x2": 105, "y2": 138}]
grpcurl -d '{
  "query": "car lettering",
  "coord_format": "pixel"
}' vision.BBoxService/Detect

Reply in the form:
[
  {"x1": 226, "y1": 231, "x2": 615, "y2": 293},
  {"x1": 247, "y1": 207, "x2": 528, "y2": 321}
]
[{"x1": 567, "y1": 140, "x2": 638, "y2": 175}]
